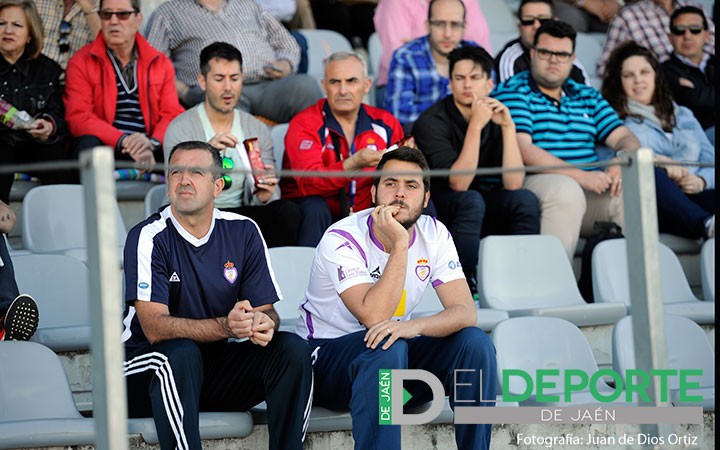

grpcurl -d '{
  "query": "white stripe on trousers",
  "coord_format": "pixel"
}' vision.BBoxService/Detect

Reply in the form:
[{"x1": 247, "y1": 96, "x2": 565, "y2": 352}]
[{"x1": 124, "y1": 352, "x2": 190, "y2": 450}]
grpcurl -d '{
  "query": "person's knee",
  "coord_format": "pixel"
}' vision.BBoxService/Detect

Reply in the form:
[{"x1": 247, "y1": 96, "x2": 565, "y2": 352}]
[
  {"x1": 534, "y1": 175, "x2": 586, "y2": 212},
  {"x1": 72, "y1": 135, "x2": 103, "y2": 158},
  {"x1": 299, "y1": 196, "x2": 332, "y2": 223},
  {"x1": 271, "y1": 332, "x2": 312, "y2": 367}
]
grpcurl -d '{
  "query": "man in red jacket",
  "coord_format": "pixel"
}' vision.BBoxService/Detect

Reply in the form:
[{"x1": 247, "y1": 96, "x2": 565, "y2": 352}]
[
  {"x1": 282, "y1": 51, "x2": 404, "y2": 246},
  {"x1": 64, "y1": 0, "x2": 184, "y2": 171}
]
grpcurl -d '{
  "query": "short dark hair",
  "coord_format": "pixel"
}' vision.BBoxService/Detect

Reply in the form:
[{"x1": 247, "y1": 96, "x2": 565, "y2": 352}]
[
  {"x1": 200, "y1": 42, "x2": 244, "y2": 76},
  {"x1": 168, "y1": 141, "x2": 223, "y2": 179},
  {"x1": 428, "y1": 0, "x2": 466, "y2": 22},
  {"x1": 374, "y1": 147, "x2": 431, "y2": 193},
  {"x1": 99, "y1": 0, "x2": 140, "y2": 11},
  {"x1": 517, "y1": 0, "x2": 553, "y2": 18},
  {"x1": 448, "y1": 45, "x2": 494, "y2": 79},
  {"x1": 533, "y1": 19, "x2": 576, "y2": 52},
  {"x1": 670, "y1": 5, "x2": 708, "y2": 29}
]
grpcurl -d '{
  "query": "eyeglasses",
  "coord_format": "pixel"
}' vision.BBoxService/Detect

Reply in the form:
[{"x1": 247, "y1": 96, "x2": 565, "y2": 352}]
[
  {"x1": 428, "y1": 20, "x2": 465, "y2": 31},
  {"x1": 534, "y1": 47, "x2": 573, "y2": 63},
  {"x1": 58, "y1": 20, "x2": 71, "y2": 54},
  {"x1": 98, "y1": 9, "x2": 137, "y2": 21},
  {"x1": 519, "y1": 16, "x2": 551, "y2": 27},
  {"x1": 669, "y1": 25, "x2": 705, "y2": 35},
  {"x1": 222, "y1": 156, "x2": 233, "y2": 190}
]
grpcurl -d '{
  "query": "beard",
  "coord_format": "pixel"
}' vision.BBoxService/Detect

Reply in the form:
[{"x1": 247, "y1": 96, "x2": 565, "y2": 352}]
[{"x1": 389, "y1": 199, "x2": 423, "y2": 230}]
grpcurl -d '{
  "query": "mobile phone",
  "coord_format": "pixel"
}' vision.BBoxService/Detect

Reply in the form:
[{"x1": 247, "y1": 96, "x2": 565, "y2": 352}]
[{"x1": 243, "y1": 138, "x2": 265, "y2": 186}]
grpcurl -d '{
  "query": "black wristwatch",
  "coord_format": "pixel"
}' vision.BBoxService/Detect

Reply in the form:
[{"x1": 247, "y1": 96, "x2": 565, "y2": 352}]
[{"x1": 149, "y1": 137, "x2": 161, "y2": 151}]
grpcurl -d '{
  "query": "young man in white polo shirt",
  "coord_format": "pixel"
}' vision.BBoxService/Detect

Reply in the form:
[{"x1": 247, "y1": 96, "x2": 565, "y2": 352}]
[{"x1": 295, "y1": 147, "x2": 497, "y2": 450}]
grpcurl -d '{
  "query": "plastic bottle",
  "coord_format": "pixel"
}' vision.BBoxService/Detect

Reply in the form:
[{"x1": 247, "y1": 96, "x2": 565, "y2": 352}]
[{"x1": 0, "y1": 98, "x2": 36, "y2": 130}]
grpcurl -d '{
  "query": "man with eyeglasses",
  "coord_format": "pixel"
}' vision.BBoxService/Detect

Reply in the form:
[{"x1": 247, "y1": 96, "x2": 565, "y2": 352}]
[
  {"x1": 662, "y1": 5, "x2": 715, "y2": 143},
  {"x1": 384, "y1": 0, "x2": 479, "y2": 133},
  {"x1": 35, "y1": 0, "x2": 101, "y2": 71},
  {"x1": 163, "y1": 42, "x2": 302, "y2": 247},
  {"x1": 597, "y1": 0, "x2": 715, "y2": 77},
  {"x1": 494, "y1": 19, "x2": 640, "y2": 260},
  {"x1": 122, "y1": 140, "x2": 313, "y2": 450},
  {"x1": 494, "y1": 0, "x2": 590, "y2": 84},
  {"x1": 64, "y1": 0, "x2": 184, "y2": 172}
]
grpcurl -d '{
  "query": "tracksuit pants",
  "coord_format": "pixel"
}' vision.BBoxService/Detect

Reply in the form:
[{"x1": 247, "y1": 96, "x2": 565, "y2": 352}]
[
  {"x1": 310, "y1": 327, "x2": 497, "y2": 450},
  {"x1": 124, "y1": 332, "x2": 313, "y2": 450}
]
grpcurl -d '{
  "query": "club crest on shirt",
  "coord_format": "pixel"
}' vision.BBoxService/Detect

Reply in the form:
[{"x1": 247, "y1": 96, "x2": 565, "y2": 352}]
[
  {"x1": 299, "y1": 139, "x2": 313, "y2": 150},
  {"x1": 415, "y1": 258, "x2": 430, "y2": 281},
  {"x1": 223, "y1": 261, "x2": 238, "y2": 284}
]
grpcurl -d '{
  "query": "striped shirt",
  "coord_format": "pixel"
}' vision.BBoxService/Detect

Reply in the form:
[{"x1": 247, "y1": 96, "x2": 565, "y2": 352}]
[
  {"x1": 383, "y1": 36, "x2": 478, "y2": 125},
  {"x1": 493, "y1": 71, "x2": 623, "y2": 167},
  {"x1": 597, "y1": 0, "x2": 715, "y2": 77},
  {"x1": 108, "y1": 50, "x2": 146, "y2": 135},
  {"x1": 144, "y1": 0, "x2": 300, "y2": 86}
]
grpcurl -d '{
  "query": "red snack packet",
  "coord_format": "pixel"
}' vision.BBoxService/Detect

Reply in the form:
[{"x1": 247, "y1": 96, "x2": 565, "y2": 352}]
[{"x1": 243, "y1": 138, "x2": 265, "y2": 186}]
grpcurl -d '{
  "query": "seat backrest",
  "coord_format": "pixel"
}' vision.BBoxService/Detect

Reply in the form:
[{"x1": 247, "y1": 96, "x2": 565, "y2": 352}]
[
  {"x1": 367, "y1": 32, "x2": 382, "y2": 75},
  {"x1": 22, "y1": 185, "x2": 127, "y2": 254},
  {"x1": 12, "y1": 254, "x2": 91, "y2": 330},
  {"x1": 481, "y1": 0, "x2": 517, "y2": 33},
  {"x1": 700, "y1": 238, "x2": 714, "y2": 301},
  {"x1": 144, "y1": 184, "x2": 168, "y2": 218},
  {"x1": 612, "y1": 315, "x2": 715, "y2": 390},
  {"x1": 492, "y1": 316, "x2": 601, "y2": 396},
  {"x1": 477, "y1": 235, "x2": 585, "y2": 310},
  {"x1": 0, "y1": 341, "x2": 83, "y2": 421},
  {"x1": 575, "y1": 32, "x2": 603, "y2": 80},
  {"x1": 271, "y1": 123, "x2": 290, "y2": 170},
  {"x1": 592, "y1": 239, "x2": 698, "y2": 305},
  {"x1": 297, "y1": 29, "x2": 353, "y2": 80},
  {"x1": 268, "y1": 246, "x2": 316, "y2": 322}
]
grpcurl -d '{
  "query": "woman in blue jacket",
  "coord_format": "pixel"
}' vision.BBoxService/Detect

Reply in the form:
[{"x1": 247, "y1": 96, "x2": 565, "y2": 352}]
[{"x1": 602, "y1": 41, "x2": 715, "y2": 240}]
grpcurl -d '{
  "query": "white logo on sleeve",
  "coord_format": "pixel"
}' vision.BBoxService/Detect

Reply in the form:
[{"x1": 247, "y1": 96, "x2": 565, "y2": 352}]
[{"x1": 169, "y1": 272, "x2": 181, "y2": 282}]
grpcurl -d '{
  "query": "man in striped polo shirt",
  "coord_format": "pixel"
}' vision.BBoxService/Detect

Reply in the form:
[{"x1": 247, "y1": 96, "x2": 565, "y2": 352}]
[{"x1": 493, "y1": 19, "x2": 640, "y2": 260}]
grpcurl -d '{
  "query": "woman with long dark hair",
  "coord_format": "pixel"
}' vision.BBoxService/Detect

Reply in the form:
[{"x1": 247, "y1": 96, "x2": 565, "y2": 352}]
[{"x1": 602, "y1": 41, "x2": 715, "y2": 239}]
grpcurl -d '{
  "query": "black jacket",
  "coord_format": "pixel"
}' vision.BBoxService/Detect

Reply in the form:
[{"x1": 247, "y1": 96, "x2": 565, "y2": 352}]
[
  {"x1": 661, "y1": 53, "x2": 715, "y2": 130},
  {"x1": 0, "y1": 50, "x2": 67, "y2": 145}
]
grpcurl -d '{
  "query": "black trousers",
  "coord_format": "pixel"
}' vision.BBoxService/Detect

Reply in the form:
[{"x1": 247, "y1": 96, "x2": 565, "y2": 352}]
[{"x1": 125, "y1": 333, "x2": 313, "y2": 450}]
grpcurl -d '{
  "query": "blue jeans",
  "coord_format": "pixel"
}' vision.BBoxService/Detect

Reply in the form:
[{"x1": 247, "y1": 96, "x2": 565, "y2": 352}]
[
  {"x1": 655, "y1": 167, "x2": 715, "y2": 238},
  {"x1": 310, "y1": 327, "x2": 497, "y2": 450}
]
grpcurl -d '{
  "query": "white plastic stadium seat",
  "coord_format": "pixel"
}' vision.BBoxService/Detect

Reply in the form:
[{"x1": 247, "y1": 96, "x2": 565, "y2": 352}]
[
  {"x1": 128, "y1": 412, "x2": 253, "y2": 445},
  {"x1": 12, "y1": 253, "x2": 92, "y2": 352},
  {"x1": 492, "y1": 316, "x2": 633, "y2": 406},
  {"x1": 21, "y1": 184, "x2": 127, "y2": 265},
  {"x1": 0, "y1": 341, "x2": 95, "y2": 449},
  {"x1": 144, "y1": 183, "x2": 168, "y2": 217},
  {"x1": 477, "y1": 235, "x2": 626, "y2": 326},
  {"x1": 613, "y1": 315, "x2": 715, "y2": 411},
  {"x1": 297, "y1": 29, "x2": 353, "y2": 82},
  {"x1": 700, "y1": 238, "x2": 714, "y2": 301},
  {"x1": 592, "y1": 239, "x2": 714, "y2": 324},
  {"x1": 270, "y1": 123, "x2": 290, "y2": 171},
  {"x1": 268, "y1": 246, "x2": 316, "y2": 332}
]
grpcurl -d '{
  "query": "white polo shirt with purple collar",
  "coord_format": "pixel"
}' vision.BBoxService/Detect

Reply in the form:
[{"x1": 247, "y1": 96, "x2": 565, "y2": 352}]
[{"x1": 295, "y1": 208, "x2": 465, "y2": 340}]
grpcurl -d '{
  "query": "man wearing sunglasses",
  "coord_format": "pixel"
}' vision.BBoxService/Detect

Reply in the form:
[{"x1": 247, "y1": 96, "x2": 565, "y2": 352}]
[
  {"x1": 494, "y1": 0, "x2": 590, "y2": 84},
  {"x1": 64, "y1": 0, "x2": 184, "y2": 172},
  {"x1": 494, "y1": 20, "x2": 640, "y2": 260},
  {"x1": 163, "y1": 42, "x2": 302, "y2": 247},
  {"x1": 662, "y1": 5, "x2": 715, "y2": 143},
  {"x1": 597, "y1": 0, "x2": 715, "y2": 77},
  {"x1": 35, "y1": 0, "x2": 101, "y2": 70}
]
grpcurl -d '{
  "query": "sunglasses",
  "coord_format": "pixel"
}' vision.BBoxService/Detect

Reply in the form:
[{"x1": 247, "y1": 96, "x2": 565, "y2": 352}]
[
  {"x1": 58, "y1": 20, "x2": 71, "y2": 54},
  {"x1": 519, "y1": 16, "x2": 551, "y2": 27},
  {"x1": 222, "y1": 156, "x2": 233, "y2": 190},
  {"x1": 98, "y1": 9, "x2": 137, "y2": 21},
  {"x1": 669, "y1": 25, "x2": 705, "y2": 35}
]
